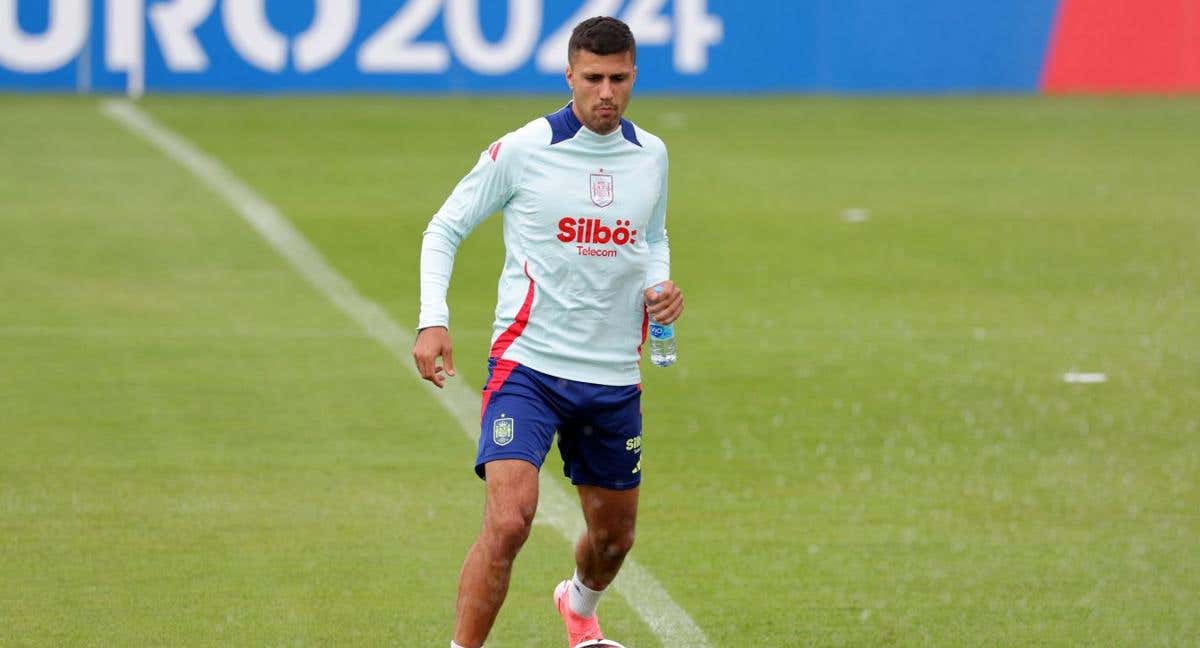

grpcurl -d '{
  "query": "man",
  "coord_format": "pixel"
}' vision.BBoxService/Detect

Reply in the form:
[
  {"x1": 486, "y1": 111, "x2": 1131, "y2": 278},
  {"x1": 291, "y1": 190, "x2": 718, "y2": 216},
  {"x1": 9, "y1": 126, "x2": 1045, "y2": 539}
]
[{"x1": 412, "y1": 16, "x2": 683, "y2": 648}]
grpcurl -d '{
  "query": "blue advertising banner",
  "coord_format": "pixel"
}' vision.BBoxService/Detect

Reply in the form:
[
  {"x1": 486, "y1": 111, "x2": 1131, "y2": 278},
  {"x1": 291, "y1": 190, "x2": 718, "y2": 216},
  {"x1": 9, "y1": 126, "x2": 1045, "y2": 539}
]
[{"x1": 0, "y1": 1, "x2": 1060, "y2": 93}]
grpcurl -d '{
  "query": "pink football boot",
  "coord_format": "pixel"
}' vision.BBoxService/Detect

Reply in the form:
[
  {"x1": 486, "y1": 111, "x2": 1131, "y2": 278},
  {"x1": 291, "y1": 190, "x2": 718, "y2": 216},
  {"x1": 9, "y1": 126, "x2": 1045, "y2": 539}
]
[{"x1": 553, "y1": 580, "x2": 626, "y2": 648}]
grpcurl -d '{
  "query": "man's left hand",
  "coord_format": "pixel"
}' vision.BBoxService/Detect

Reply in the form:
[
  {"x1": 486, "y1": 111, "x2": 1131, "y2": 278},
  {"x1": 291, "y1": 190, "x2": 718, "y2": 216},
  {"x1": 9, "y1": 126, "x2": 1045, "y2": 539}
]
[{"x1": 644, "y1": 280, "x2": 684, "y2": 325}]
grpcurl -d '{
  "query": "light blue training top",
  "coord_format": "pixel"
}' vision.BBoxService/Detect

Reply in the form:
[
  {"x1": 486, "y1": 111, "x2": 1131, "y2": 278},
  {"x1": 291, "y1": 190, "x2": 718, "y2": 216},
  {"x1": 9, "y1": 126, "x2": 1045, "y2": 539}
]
[{"x1": 419, "y1": 103, "x2": 671, "y2": 386}]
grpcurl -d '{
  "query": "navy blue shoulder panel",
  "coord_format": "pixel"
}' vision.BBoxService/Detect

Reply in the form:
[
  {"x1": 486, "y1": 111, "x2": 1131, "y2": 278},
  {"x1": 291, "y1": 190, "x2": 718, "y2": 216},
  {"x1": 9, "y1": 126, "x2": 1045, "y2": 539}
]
[
  {"x1": 545, "y1": 103, "x2": 643, "y2": 147},
  {"x1": 620, "y1": 119, "x2": 642, "y2": 147},
  {"x1": 545, "y1": 103, "x2": 583, "y2": 145}
]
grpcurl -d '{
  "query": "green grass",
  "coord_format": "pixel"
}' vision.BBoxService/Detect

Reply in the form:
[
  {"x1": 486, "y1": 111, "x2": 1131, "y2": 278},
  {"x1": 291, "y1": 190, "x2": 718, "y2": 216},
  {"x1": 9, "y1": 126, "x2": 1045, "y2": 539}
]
[{"x1": 1, "y1": 95, "x2": 1198, "y2": 646}]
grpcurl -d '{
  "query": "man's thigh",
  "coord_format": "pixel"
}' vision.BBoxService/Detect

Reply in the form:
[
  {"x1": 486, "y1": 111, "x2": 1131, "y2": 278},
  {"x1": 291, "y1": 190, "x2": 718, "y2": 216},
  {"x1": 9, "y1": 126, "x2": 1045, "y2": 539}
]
[
  {"x1": 482, "y1": 459, "x2": 541, "y2": 530},
  {"x1": 577, "y1": 482, "x2": 639, "y2": 534}
]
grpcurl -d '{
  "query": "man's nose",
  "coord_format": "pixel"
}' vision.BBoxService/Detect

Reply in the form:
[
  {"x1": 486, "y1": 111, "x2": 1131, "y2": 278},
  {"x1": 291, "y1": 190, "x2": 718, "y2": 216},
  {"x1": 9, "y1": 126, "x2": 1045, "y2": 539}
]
[{"x1": 598, "y1": 80, "x2": 614, "y2": 100}]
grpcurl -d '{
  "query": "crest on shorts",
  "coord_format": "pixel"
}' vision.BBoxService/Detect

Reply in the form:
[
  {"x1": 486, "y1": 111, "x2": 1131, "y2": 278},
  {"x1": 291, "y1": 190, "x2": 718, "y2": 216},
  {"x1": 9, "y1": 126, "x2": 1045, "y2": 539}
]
[
  {"x1": 589, "y1": 172, "x2": 614, "y2": 208},
  {"x1": 492, "y1": 417, "x2": 514, "y2": 446}
]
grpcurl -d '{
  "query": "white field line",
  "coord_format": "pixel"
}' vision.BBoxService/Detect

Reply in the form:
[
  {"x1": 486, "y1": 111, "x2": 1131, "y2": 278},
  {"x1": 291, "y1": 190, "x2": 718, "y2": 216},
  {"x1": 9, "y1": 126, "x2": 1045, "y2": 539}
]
[
  {"x1": 1062, "y1": 371, "x2": 1107, "y2": 384},
  {"x1": 101, "y1": 100, "x2": 710, "y2": 648}
]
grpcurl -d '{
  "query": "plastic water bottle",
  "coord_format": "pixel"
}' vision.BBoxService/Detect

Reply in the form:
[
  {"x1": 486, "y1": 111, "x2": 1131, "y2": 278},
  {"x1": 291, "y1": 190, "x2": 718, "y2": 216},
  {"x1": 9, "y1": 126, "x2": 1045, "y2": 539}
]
[
  {"x1": 647, "y1": 285, "x2": 677, "y2": 367},
  {"x1": 648, "y1": 319, "x2": 676, "y2": 367}
]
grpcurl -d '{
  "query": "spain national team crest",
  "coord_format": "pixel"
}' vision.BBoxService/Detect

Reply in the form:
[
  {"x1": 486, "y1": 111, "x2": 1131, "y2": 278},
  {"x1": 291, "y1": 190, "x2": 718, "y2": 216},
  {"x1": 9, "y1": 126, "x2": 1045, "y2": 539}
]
[
  {"x1": 589, "y1": 171, "x2": 614, "y2": 208},
  {"x1": 493, "y1": 417, "x2": 515, "y2": 446}
]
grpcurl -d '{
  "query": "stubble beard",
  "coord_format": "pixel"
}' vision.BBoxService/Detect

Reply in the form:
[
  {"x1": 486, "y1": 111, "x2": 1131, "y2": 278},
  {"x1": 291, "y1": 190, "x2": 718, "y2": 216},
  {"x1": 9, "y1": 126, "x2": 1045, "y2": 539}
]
[{"x1": 589, "y1": 107, "x2": 621, "y2": 134}]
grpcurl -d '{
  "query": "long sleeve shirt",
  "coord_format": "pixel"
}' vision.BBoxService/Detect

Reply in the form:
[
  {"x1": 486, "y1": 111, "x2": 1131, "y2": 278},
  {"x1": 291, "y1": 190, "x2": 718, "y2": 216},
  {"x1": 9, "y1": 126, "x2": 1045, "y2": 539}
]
[{"x1": 419, "y1": 102, "x2": 670, "y2": 386}]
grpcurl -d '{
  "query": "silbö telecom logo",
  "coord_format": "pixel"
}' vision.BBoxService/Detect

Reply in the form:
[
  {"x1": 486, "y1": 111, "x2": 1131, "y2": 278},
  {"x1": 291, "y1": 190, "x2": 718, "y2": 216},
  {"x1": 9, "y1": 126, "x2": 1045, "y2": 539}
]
[{"x1": 557, "y1": 218, "x2": 638, "y2": 258}]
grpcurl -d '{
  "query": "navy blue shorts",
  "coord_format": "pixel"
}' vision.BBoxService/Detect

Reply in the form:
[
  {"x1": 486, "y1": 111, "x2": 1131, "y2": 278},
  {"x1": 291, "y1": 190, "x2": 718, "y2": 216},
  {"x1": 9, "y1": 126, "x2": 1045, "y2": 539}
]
[{"x1": 476, "y1": 358, "x2": 643, "y2": 490}]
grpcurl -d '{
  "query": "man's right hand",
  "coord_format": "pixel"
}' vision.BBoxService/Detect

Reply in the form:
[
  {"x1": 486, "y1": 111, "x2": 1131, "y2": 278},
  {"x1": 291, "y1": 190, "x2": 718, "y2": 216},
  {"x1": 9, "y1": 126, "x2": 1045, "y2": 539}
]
[{"x1": 412, "y1": 326, "x2": 455, "y2": 389}]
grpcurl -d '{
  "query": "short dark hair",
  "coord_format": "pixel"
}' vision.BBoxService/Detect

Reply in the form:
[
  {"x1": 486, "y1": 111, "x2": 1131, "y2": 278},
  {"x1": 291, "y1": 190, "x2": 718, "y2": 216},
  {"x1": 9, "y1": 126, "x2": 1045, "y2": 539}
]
[{"x1": 568, "y1": 16, "x2": 636, "y2": 65}]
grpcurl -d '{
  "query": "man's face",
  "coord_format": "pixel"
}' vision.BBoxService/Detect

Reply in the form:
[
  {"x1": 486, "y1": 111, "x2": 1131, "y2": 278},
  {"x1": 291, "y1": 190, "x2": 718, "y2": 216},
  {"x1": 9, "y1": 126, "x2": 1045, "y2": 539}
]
[{"x1": 567, "y1": 50, "x2": 636, "y2": 135}]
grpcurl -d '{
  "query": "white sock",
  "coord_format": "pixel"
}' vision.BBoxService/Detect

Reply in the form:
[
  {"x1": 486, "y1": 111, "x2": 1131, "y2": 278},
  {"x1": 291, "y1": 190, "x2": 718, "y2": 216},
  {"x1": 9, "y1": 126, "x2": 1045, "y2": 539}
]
[
  {"x1": 569, "y1": 570, "x2": 605, "y2": 618},
  {"x1": 451, "y1": 642, "x2": 478, "y2": 648}
]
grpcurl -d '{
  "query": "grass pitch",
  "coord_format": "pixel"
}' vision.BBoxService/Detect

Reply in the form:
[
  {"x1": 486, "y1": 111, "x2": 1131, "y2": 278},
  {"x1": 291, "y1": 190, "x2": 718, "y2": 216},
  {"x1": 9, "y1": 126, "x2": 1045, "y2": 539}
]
[{"x1": 1, "y1": 95, "x2": 1197, "y2": 646}]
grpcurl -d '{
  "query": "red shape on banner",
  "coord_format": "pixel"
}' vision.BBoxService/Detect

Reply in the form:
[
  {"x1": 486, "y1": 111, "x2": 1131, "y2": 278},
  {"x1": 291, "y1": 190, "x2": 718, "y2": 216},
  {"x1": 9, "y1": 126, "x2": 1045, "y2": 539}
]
[{"x1": 1042, "y1": 0, "x2": 1200, "y2": 93}]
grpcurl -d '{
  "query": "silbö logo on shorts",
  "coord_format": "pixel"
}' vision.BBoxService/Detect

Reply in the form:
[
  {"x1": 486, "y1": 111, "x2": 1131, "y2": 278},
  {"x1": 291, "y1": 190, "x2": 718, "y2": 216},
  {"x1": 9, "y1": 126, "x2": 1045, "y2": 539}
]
[{"x1": 493, "y1": 416, "x2": 515, "y2": 446}]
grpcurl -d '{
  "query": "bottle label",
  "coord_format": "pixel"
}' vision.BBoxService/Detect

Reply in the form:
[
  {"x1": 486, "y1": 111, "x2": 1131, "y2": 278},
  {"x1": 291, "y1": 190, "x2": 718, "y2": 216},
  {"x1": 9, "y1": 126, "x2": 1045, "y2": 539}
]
[{"x1": 649, "y1": 323, "x2": 674, "y2": 341}]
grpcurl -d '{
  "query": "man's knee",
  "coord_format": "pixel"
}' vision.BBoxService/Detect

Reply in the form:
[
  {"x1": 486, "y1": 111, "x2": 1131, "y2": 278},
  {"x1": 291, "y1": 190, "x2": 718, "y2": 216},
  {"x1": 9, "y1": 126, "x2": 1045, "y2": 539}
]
[
  {"x1": 590, "y1": 526, "x2": 636, "y2": 560},
  {"x1": 480, "y1": 459, "x2": 539, "y2": 558},
  {"x1": 485, "y1": 506, "x2": 536, "y2": 556}
]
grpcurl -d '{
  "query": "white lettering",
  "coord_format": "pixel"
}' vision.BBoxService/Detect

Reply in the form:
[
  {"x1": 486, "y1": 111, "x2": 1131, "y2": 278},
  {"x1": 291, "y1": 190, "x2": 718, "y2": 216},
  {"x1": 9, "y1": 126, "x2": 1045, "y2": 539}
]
[
  {"x1": 358, "y1": 0, "x2": 448, "y2": 73},
  {"x1": 105, "y1": 0, "x2": 142, "y2": 73},
  {"x1": 294, "y1": 0, "x2": 359, "y2": 73},
  {"x1": 445, "y1": 0, "x2": 540, "y2": 75},
  {"x1": 223, "y1": 0, "x2": 357, "y2": 73},
  {"x1": 105, "y1": 0, "x2": 145, "y2": 95},
  {"x1": 148, "y1": 0, "x2": 216, "y2": 72},
  {"x1": 0, "y1": 0, "x2": 88, "y2": 73},
  {"x1": 534, "y1": 0, "x2": 619, "y2": 73},
  {"x1": 4, "y1": 0, "x2": 726, "y2": 83},
  {"x1": 223, "y1": 0, "x2": 286, "y2": 72},
  {"x1": 623, "y1": 0, "x2": 671, "y2": 46},
  {"x1": 673, "y1": 0, "x2": 723, "y2": 74}
]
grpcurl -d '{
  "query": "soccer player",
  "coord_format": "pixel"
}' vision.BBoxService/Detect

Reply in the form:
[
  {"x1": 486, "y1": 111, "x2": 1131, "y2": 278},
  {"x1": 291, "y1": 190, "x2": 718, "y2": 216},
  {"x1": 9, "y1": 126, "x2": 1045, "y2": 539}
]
[{"x1": 412, "y1": 16, "x2": 683, "y2": 648}]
